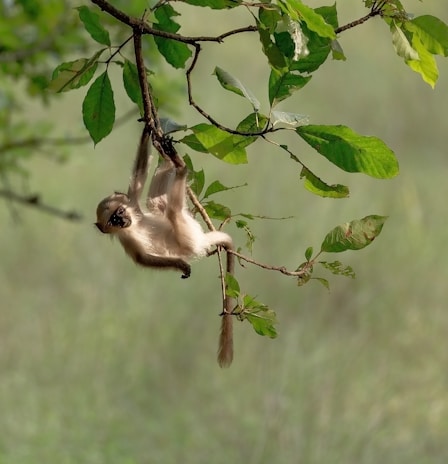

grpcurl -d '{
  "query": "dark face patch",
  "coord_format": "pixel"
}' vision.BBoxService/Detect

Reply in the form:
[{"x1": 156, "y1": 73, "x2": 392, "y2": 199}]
[{"x1": 108, "y1": 206, "x2": 131, "y2": 229}]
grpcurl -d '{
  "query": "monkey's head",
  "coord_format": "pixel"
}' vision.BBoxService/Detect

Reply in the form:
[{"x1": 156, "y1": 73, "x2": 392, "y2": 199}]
[{"x1": 95, "y1": 193, "x2": 132, "y2": 234}]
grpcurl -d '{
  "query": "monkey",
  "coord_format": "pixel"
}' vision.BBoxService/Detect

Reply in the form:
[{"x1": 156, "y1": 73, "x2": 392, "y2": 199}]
[{"x1": 95, "y1": 126, "x2": 234, "y2": 366}]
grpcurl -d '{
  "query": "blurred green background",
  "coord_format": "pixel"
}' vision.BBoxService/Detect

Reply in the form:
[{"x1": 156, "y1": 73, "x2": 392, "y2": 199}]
[{"x1": 1, "y1": 2, "x2": 448, "y2": 463}]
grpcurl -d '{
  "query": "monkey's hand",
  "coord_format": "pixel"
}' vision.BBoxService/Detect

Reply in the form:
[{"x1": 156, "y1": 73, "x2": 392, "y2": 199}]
[{"x1": 180, "y1": 263, "x2": 191, "y2": 279}]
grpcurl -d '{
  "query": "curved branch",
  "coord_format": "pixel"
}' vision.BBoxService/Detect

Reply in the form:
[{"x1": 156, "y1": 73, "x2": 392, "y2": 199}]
[
  {"x1": 186, "y1": 44, "x2": 272, "y2": 137},
  {"x1": 91, "y1": 0, "x2": 256, "y2": 44}
]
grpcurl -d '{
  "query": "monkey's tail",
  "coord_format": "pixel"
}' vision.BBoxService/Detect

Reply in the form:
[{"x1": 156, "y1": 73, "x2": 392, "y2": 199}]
[
  {"x1": 218, "y1": 246, "x2": 235, "y2": 368},
  {"x1": 218, "y1": 312, "x2": 233, "y2": 368}
]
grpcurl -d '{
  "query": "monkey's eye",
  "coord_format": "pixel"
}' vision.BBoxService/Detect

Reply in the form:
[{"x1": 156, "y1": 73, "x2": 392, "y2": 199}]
[{"x1": 108, "y1": 206, "x2": 126, "y2": 227}]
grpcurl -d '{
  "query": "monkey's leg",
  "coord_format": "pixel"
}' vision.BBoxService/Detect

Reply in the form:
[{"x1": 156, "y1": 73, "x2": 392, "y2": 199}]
[
  {"x1": 146, "y1": 160, "x2": 175, "y2": 213},
  {"x1": 165, "y1": 165, "x2": 188, "y2": 220}
]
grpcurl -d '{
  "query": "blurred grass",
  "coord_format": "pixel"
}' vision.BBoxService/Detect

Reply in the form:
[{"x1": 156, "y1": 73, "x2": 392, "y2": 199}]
[{"x1": 1, "y1": 2, "x2": 448, "y2": 463}]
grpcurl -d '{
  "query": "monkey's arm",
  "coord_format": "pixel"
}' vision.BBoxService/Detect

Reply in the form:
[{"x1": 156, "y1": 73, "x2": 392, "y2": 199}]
[
  {"x1": 128, "y1": 127, "x2": 151, "y2": 204},
  {"x1": 134, "y1": 251, "x2": 191, "y2": 279}
]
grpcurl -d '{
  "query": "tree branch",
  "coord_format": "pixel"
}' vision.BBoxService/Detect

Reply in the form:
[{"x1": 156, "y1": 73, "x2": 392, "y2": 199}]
[
  {"x1": 335, "y1": 1, "x2": 386, "y2": 34},
  {"x1": 91, "y1": 0, "x2": 256, "y2": 44},
  {"x1": 229, "y1": 249, "x2": 311, "y2": 277},
  {"x1": 0, "y1": 189, "x2": 81, "y2": 221},
  {"x1": 0, "y1": 108, "x2": 139, "y2": 157}
]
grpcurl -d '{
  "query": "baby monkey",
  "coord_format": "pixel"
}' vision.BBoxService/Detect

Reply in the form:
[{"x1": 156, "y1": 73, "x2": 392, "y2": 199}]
[
  {"x1": 95, "y1": 127, "x2": 233, "y2": 279},
  {"x1": 95, "y1": 127, "x2": 234, "y2": 367}
]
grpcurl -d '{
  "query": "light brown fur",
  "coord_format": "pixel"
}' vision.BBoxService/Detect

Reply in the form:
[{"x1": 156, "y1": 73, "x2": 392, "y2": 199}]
[{"x1": 95, "y1": 127, "x2": 234, "y2": 363}]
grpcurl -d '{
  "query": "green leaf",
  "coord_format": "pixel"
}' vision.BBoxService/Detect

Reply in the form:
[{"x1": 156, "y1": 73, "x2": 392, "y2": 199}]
[
  {"x1": 180, "y1": 134, "x2": 209, "y2": 153},
  {"x1": 269, "y1": 68, "x2": 311, "y2": 106},
  {"x1": 182, "y1": 124, "x2": 248, "y2": 164},
  {"x1": 316, "y1": 4, "x2": 339, "y2": 30},
  {"x1": 77, "y1": 6, "x2": 111, "y2": 46},
  {"x1": 405, "y1": 32, "x2": 439, "y2": 88},
  {"x1": 406, "y1": 15, "x2": 448, "y2": 57},
  {"x1": 189, "y1": 168, "x2": 205, "y2": 196},
  {"x1": 225, "y1": 273, "x2": 240, "y2": 297},
  {"x1": 204, "y1": 201, "x2": 232, "y2": 221},
  {"x1": 213, "y1": 67, "x2": 260, "y2": 112},
  {"x1": 154, "y1": 5, "x2": 192, "y2": 68},
  {"x1": 48, "y1": 50, "x2": 105, "y2": 93},
  {"x1": 204, "y1": 180, "x2": 231, "y2": 199},
  {"x1": 235, "y1": 220, "x2": 256, "y2": 253},
  {"x1": 259, "y1": 7, "x2": 282, "y2": 33},
  {"x1": 283, "y1": 0, "x2": 336, "y2": 39},
  {"x1": 180, "y1": 0, "x2": 241, "y2": 8},
  {"x1": 313, "y1": 277, "x2": 330, "y2": 290},
  {"x1": 300, "y1": 167, "x2": 350, "y2": 198},
  {"x1": 82, "y1": 71, "x2": 115, "y2": 144},
  {"x1": 239, "y1": 296, "x2": 278, "y2": 338},
  {"x1": 236, "y1": 112, "x2": 269, "y2": 138},
  {"x1": 271, "y1": 110, "x2": 309, "y2": 127},
  {"x1": 297, "y1": 275, "x2": 312, "y2": 286},
  {"x1": 320, "y1": 215, "x2": 388, "y2": 253},
  {"x1": 275, "y1": 5, "x2": 336, "y2": 73},
  {"x1": 154, "y1": 4, "x2": 181, "y2": 31},
  {"x1": 331, "y1": 39, "x2": 346, "y2": 61},
  {"x1": 390, "y1": 21, "x2": 418, "y2": 60},
  {"x1": 319, "y1": 260, "x2": 355, "y2": 278},
  {"x1": 122, "y1": 59, "x2": 143, "y2": 114},
  {"x1": 296, "y1": 261, "x2": 313, "y2": 286},
  {"x1": 153, "y1": 37, "x2": 192, "y2": 69},
  {"x1": 297, "y1": 125, "x2": 399, "y2": 179},
  {"x1": 258, "y1": 25, "x2": 288, "y2": 70},
  {"x1": 305, "y1": 246, "x2": 313, "y2": 261}
]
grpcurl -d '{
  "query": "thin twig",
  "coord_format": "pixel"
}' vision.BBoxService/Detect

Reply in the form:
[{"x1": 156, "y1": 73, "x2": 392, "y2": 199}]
[
  {"x1": 0, "y1": 108, "x2": 139, "y2": 156},
  {"x1": 0, "y1": 189, "x2": 82, "y2": 221},
  {"x1": 335, "y1": 2, "x2": 386, "y2": 34},
  {"x1": 187, "y1": 186, "x2": 215, "y2": 232},
  {"x1": 229, "y1": 249, "x2": 309, "y2": 277},
  {"x1": 105, "y1": 34, "x2": 134, "y2": 65}
]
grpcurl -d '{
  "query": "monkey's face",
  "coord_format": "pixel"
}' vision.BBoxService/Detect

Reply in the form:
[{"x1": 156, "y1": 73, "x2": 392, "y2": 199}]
[{"x1": 95, "y1": 193, "x2": 132, "y2": 234}]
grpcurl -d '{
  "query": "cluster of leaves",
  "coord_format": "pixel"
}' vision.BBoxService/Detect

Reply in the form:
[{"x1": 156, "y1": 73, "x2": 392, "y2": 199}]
[
  {"x1": 297, "y1": 215, "x2": 386, "y2": 288},
  {"x1": 382, "y1": 3, "x2": 448, "y2": 87},
  {"x1": 0, "y1": 0, "x2": 168, "y2": 184},
  {"x1": 37, "y1": 1, "x2": 448, "y2": 339},
  {"x1": 0, "y1": 1, "x2": 81, "y2": 175}
]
